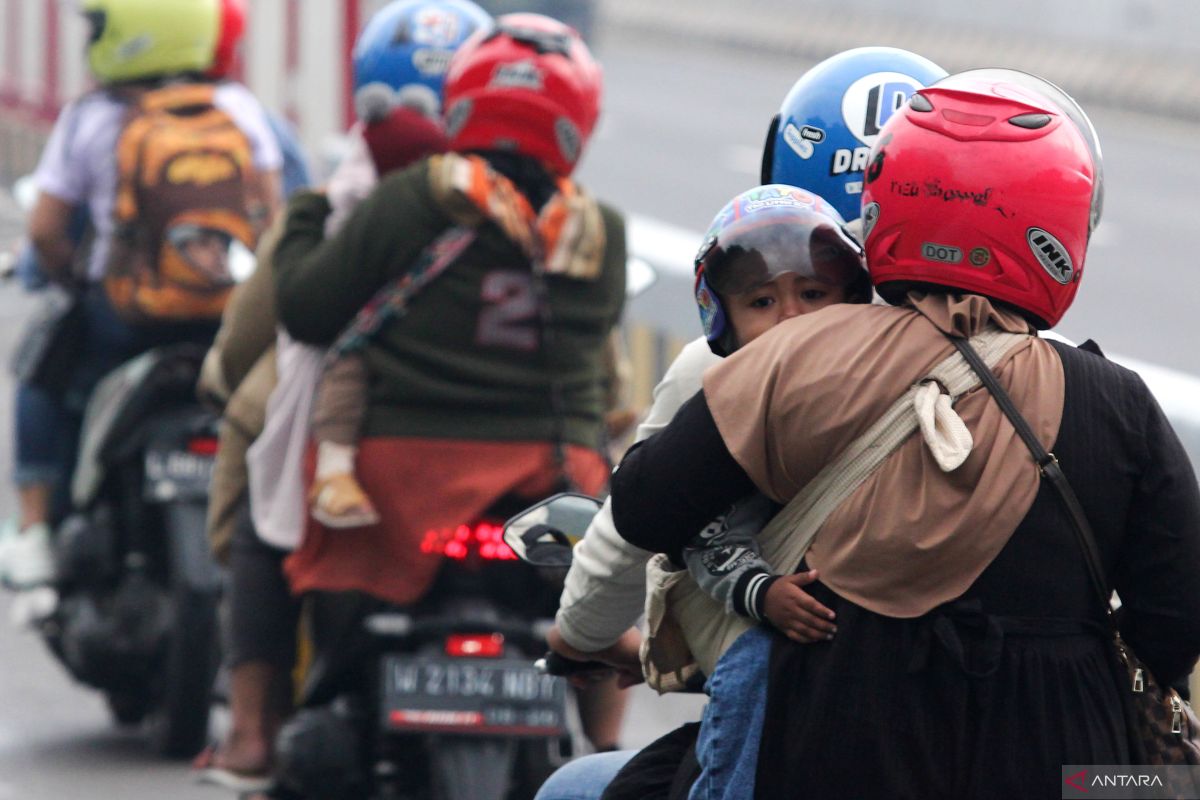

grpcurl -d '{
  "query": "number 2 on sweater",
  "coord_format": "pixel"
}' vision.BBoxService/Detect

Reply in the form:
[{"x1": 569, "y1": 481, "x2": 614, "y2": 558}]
[{"x1": 477, "y1": 270, "x2": 537, "y2": 351}]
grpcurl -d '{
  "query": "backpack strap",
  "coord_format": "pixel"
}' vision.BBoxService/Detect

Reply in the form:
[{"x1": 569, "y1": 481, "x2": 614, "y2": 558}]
[{"x1": 137, "y1": 82, "x2": 217, "y2": 114}]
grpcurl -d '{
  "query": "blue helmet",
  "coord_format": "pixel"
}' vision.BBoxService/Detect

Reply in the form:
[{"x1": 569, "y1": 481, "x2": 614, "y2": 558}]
[
  {"x1": 352, "y1": 0, "x2": 492, "y2": 122},
  {"x1": 761, "y1": 47, "x2": 946, "y2": 222}
]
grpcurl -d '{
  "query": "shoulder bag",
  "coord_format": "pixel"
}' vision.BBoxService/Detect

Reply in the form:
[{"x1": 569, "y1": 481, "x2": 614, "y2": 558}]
[{"x1": 950, "y1": 335, "x2": 1200, "y2": 767}]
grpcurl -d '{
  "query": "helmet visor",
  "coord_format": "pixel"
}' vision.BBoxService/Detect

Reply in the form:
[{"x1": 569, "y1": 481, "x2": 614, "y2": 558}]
[
  {"x1": 698, "y1": 209, "x2": 865, "y2": 297},
  {"x1": 939, "y1": 68, "x2": 1103, "y2": 234},
  {"x1": 83, "y1": 9, "x2": 107, "y2": 44}
]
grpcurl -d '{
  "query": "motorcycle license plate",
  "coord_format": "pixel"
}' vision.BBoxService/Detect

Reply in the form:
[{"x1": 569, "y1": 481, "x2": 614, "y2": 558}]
[
  {"x1": 144, "y1": 449, "x2": 214, "y2": 501},
  {"x1": 380, "y1": 655, "x2": 567, "y2": 737}
]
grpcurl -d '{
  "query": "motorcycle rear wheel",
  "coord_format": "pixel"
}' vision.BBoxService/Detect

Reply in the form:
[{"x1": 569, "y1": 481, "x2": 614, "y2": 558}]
[
  {"x1": 147, "y1": 583, "x2": 218, "y2": 757},
  {"x1": 105, "y1": 689, "x2": 152, "y2": 727}
]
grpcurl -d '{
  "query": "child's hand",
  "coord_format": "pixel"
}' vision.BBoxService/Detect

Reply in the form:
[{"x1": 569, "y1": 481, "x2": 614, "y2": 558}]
[{"x1": 763, "y1": 570, "x2": 837, "y2": 644}]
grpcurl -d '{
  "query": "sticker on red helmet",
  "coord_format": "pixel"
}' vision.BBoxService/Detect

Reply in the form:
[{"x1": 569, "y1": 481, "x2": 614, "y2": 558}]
[
  {"x1": 555, "y1": 118, "x2": 581, "y2": 165},
  {"x1": 445, "y1": 99, "x2": 472, "y2": 137},
  {"x1": 969, "y1": 247, "x2": 991, "y2": 267},
  {"x1": 922, "y1": 242, "x2": 963, "y2": 264},
  {"x1": 491, "y1": 61, "x2": 543, "y2": 90},
  {"x1": 862, "y1": 202, "x2": 880, "y2": 238},
  {"x1": 1026, "y1": 227, "x2": 1073, "y2": 284}
]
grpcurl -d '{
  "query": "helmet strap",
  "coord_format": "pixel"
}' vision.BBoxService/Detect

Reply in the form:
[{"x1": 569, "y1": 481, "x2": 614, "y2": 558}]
[{"x1": 760, "y1": 114, "x2": 780, "y2": 184}]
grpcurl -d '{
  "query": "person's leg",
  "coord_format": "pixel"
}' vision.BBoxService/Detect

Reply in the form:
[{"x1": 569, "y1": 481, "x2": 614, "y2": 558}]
[
  {"x1": 688, "y1": 627, "x2": 770, "y2": 800},
  {"x1": 533, "y1": 751, "x2": 638, "y2": 800},
  {"x1": 13, "y1": 382, "x2": 64, "y2": 526},
  {"x1": 575, "y1": 678, "x2": 629, "y2": 752},
  {"x1": 309, "y1": 353, "x2": 377, "y2": 528},
  {"x1": 1, "y1": 383, "x2": 69, "y2": 592},
  {"x1": 213, "y1": 506, "x2": 300, "y2": 777}
]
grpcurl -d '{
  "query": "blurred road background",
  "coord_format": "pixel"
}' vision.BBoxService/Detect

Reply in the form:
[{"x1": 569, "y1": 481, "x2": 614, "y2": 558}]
[{"x1": 0, "y1": 1, "x2": 1197, "y2": 797}]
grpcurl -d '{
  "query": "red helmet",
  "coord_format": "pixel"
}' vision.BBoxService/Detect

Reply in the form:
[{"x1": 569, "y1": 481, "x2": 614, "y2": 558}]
[
  {"x1": 861, "y1": 69, "x2": 1103, "y2": 328},
  {"x1": 442, "y1": 13, "x2": 602, "y2": 176},
  {"x1": 209, "y1": 0, "x2": 247, "y2": 79}
]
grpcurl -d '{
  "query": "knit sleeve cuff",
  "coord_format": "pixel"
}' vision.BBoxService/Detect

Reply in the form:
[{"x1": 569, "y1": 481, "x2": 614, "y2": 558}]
[{"x1": 732, "y1": 569, "x2": 780, "y2": 622}]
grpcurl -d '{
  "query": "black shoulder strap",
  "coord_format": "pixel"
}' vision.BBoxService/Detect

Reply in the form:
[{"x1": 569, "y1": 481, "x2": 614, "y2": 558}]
[{"x1": 949, "y1": 336, "x2": 1112, "y2": 613}]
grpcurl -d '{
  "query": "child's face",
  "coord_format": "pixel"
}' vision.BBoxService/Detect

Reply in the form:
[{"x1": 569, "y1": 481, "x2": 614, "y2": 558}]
[
  {"x1": 724, "y1": 272, "x2": 847, "y2": 348},
  {"x1": 179, "y1": 230, "x2": 230, "y2": 278}
]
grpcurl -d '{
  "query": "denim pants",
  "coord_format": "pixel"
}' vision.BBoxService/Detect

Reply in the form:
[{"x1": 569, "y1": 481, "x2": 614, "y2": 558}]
[
  {"x1": 533, "y1": 750, "x2": 638, "y2": 800},
  {"x1": 689, "y1": 627, "x2": 770, "y2": 800},
  {"x1": 12, "y1": 285, "x2": 216, "y2": 518}
]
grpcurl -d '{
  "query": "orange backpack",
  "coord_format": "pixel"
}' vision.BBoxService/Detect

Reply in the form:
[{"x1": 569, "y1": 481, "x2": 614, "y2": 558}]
[{"x1": 105, "y1": 82, "x2": 257, "y2": 323}]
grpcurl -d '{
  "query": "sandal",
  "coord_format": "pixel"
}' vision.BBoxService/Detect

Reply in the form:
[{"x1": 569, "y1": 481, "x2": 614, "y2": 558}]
[
  {"x1": 192, "y1": 743, "x2": 273, "y2": 794},
  {"x1": 310, "y1": 473, "x2": 381, "y2": 529}
]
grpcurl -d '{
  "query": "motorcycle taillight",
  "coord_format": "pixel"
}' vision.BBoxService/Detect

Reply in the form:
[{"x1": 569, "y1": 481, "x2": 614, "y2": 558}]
[
  {"x1": 187, "y1": 437, "x2": 219, "y2": 456},
  {"x1": 445, "y1": 633, "x2": 505, "y2": 658},
  {"x1": 419, "y1": 522, "x2": 517, "y2": 561}
]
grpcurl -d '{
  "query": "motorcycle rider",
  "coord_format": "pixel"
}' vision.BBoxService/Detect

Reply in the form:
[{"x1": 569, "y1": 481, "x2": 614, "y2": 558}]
[
  {"x1": 194, "y1": 1, "x2": 488, "y2": 791},
  {"x1": 534, "y1": 47, "x2": 946, "y2": 800},
  {"x1": 0, "y1": 0, "x2": 283, "y2": 616},
  {"x1": 271, "y1": 10, "x2": 629, "y2": 783},
  {"x1": 607, "y1": 71, "x2": 1200, "y2": 798}
]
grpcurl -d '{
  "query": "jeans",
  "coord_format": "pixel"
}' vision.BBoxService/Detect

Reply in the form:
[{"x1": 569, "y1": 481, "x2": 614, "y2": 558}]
[
  {"x1": 533, "y1": 750, "x2": 638, "y2": 800},
  {"x1": 12, "y1": 285, "x2": 217, "y2": 518},
  {"x1": 689, "y1": 627, "x2": 770, "y2": 800}
]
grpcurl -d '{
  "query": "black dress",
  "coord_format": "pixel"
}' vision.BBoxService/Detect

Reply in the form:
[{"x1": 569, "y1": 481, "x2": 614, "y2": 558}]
[{"x1": 611, "y1": 341, "x2": 1200, "y2": 799}]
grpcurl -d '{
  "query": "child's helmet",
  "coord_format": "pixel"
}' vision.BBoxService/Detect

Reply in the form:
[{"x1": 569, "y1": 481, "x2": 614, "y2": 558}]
[
  {"x1": 861, "y1": 69, "x2": 1103, "y2": 328},
  {"x1": 442, "y1": 13, "x2": 602, "y2": 176},
  {"x1": 82, "y1": 0, "x2": 220, "y2": 85},
  {"x1": 695, "y1": 185, "x2": 869, "y2": 356},
  {"x1": 352, "y1": 0, "x2": 492, "y2": 122},
  {"x1": 762, "y1": 47, "x2": 947, "y2": 222}
]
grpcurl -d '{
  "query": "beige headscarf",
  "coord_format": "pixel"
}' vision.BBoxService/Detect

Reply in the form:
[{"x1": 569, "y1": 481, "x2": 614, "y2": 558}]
[{"x1": 703, "y1": 293, "x2": 1066, "y2": 618}]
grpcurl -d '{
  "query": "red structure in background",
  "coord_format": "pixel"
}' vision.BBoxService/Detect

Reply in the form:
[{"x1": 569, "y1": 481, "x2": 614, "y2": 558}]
[
  {"x1": 1, "y1": 0, "x2": 370, "y2": 171},
  {"x1": 343, "y1": 0, "x2": 361, "y2": 130},
  {"x1": 2, "y1": 0, "x2": 23, "y2": 109},
  {"x1": 42, "y1": 0, "x2": 60, "y2": 120}
]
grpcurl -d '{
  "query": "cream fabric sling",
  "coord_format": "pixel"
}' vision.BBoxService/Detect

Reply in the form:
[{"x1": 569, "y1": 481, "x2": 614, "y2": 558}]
[{"x1": 640, "y1": 326, "x2": 1028, "y2": 693}]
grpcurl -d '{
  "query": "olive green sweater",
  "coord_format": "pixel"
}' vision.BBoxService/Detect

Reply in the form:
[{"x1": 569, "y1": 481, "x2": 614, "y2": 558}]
[{"x1": 274, "y1": 160, "x2": 626, "y2": 448}]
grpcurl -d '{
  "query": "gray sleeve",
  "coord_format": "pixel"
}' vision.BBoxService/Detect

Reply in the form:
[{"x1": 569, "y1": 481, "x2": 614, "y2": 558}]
[
  {"x1": 683, "y1": 493, "x2": 780, "y2": 622},
  {"x1": 554, "y1": 496, "x2": 655, "y2": 652}
]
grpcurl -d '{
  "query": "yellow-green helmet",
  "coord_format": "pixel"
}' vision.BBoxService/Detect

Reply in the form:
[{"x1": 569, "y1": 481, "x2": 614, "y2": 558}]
[{"x1": 82, "y1": 0, "x2": 220, "y2": 84}]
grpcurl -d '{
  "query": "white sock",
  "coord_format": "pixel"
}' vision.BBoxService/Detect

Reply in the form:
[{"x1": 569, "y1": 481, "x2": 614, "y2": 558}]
[{"x1": 315, "y1": 441, "x2": 358, "y2": 482}]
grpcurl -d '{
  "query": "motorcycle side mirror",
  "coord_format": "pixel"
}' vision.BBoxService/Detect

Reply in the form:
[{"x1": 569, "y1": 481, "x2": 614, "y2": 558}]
[{"x1": 502, "y1": 492, "x2": 603, "y2": 569}]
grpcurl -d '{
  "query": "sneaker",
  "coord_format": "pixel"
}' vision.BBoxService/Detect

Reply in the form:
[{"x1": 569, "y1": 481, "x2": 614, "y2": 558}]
[
  {"x1": 0, "y1": 522, "x2": 56, "y2": 589},
  {"x1": 9, "y1": 585, "x2": 58, "y2": 628}
]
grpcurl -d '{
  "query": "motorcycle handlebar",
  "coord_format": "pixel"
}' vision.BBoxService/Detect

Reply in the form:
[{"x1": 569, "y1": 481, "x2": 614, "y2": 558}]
[{"x1": 535, "y1": 651, "x2": 612, "y2": 677}]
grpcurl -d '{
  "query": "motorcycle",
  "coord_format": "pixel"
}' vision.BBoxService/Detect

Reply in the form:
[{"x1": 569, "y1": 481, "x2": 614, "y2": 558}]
[
  {"x1": 37, "y1": 343, "x2": 223, "y2": 757},
  {"x1": 274, "y1": 498, "x2": 595, "y2": 800}
]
